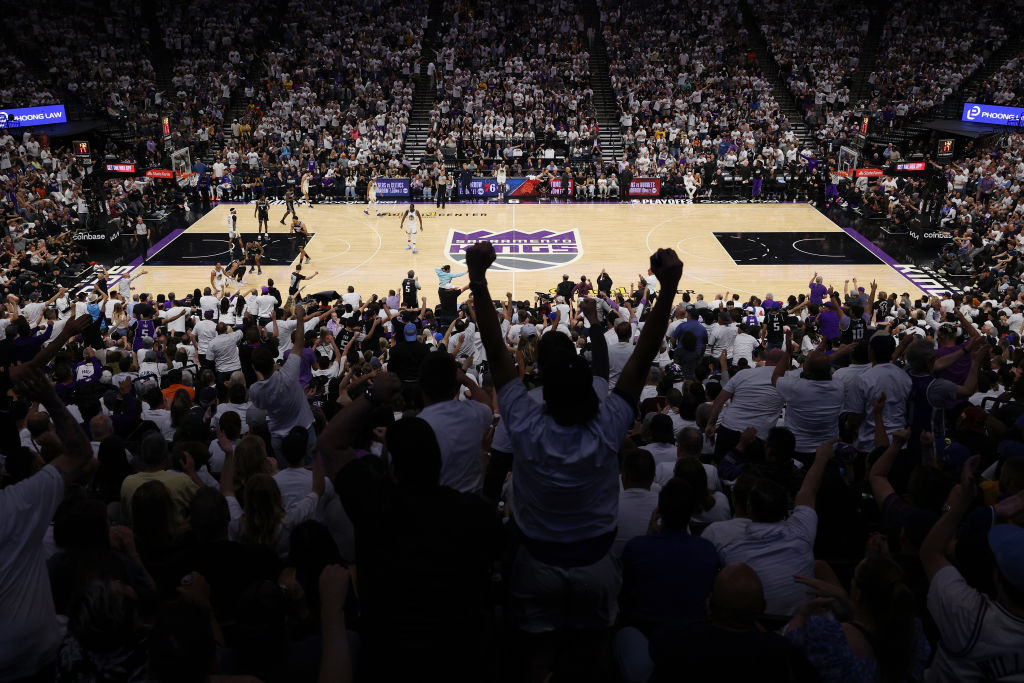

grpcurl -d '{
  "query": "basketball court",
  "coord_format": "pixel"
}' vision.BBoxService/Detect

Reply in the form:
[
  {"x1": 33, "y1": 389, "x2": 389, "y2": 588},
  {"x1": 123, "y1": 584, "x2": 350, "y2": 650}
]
[{"x1": 127, "y1": 202, "x2": 927, "y2": 302}]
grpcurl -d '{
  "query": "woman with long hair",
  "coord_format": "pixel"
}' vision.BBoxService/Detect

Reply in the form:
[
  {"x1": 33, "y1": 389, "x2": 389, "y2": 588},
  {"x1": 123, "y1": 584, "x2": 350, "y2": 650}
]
[
  {"x1": 785, "y1": 554, "x2": 929, "y2": 682},
  {"x1": 169, "y1": 389, "x2": 194, "y2": 432},
  {"x1": 672, "y1": 457, "x2": 730, "y2": 534}
]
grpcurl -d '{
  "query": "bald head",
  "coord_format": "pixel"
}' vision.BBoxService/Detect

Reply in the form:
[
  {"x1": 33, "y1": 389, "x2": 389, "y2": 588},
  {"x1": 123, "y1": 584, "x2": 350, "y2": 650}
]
[
  {"x1": 709, "y1": 563, "x2": 766, "y2": 628},
  {"x1": 90, "y1": 414, "x2": 114, "y2": 442}
]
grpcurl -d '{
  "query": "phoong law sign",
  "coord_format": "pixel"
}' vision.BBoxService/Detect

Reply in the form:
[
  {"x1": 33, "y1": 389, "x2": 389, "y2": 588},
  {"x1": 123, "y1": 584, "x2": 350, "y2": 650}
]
[
  {"x1": 0, "y1": 104, "x2": 67, "y2": 128},
  {"x1": 961, "y1": 103, "x2": 1024, "y2": 126}
]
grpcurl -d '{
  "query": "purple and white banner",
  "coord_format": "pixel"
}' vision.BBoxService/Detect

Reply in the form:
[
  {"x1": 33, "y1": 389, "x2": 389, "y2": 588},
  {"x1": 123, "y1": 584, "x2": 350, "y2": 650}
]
[{"x1": 0, "y1": 104, "x2": 67, "y2": 128}]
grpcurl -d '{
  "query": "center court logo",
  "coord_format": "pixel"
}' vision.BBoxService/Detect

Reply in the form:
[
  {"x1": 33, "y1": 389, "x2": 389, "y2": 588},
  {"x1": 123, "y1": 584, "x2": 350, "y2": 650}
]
[
  {"x1": 446, "y1": 229, "x2": 582, "y2": 271},
  {"x1": 966, "y1": 105, "x2": 981, "y2": 121}
]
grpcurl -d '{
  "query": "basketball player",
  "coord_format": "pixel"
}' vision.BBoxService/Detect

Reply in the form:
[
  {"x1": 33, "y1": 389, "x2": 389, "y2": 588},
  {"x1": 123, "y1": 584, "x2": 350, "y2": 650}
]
[
  {"x1": 496, "y1": 163, "x2": 507, "y2": 200},
  {"x1": 301, "y1": 171, "x2": 313, "y2": 207},
  {"x1": 291, "y1": 216, "x2": 312, "y2": 264},
  {"x1": 254, "y1": 195, "x2": 270, "y2": 241},
  {"x1": 280, "y1": 189, "x2": 298, "y2": 224},
  {"x1": 227, "y1": 207, "x2": 243, "y2": 254},
  {"x1": 401, "y1": 269, "x2": 420, "y2": 308},
  {"x1": 244, "y1": 239, "x2": 264, "y2": 276},
  {"x1": 289, "y1": 263, "x2": 319, "y2": 297},
  {"x1": 399, "y1": 203, "x2": 423, "y2": 253},
  {"x1": 211, "y1": 263, "x2": 229, "y2": 296},
  {"x1": 364, "y1": 176, "x2": 377, "y2": 215}
]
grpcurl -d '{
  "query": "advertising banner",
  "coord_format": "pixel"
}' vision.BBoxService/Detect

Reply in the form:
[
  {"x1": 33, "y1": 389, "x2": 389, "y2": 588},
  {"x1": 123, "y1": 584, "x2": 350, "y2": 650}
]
[
  {"x1": 855, "y1": 168, "x2": 884, "y2": 178},
  {"x1": 629, "y1": 178, "x2": 661, "y2": 196},
  {"x1": 0, "y1": 104, "x2": 67, "y2": 128},
  {"x1": 962, "y1": 103, "x2": 1024, "y2": 126},
  {"x1": 105, "y1": 163, "x2": 136, "y2": 174},
  {"x1": 375, "y1": 178, "x2": 410, "y2": 198},
  {"x1": 146, "y1": 169, "x2": 175, "y2": 179}
]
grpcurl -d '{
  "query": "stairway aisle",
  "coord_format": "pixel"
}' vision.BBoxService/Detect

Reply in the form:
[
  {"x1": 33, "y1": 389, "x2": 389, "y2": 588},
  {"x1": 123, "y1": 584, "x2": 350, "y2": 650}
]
[
  {"x1": 579, "y1": 0, "x2": 625, "y2": 162},
  {"x1": 402, "y1": 0, "x2": 445, "y2": 166},
  {"x1": 738, "y1": 0, "x2": 815, "y2": 147},
  {"x1": 850, "y1": 0, "x2": 887, "y2": 105}
]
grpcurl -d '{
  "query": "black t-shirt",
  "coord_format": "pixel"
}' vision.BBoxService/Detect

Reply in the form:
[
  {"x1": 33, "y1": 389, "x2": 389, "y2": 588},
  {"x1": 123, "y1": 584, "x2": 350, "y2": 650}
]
[
  {"x1": 389, "y1": 340, "x2": 431, "y2": 382},
  {"x1": 401, "y1": 277, "x2": 418, "y2": 304},
  {"x1": 842, "y1": 316, "x2": 868, "y2": 343},
  {"x1": 289, "y1": 271, "x2": 306, "y2": 293},
  {"x1": 555, "y1": 280, "x2": 575, "y2": 300},
  {"x1": 764, "y1": 311, "x2": 784, "y2": 342},
  {"x1": 438, "y1": 288, "x2": 460, "y2": 315}
]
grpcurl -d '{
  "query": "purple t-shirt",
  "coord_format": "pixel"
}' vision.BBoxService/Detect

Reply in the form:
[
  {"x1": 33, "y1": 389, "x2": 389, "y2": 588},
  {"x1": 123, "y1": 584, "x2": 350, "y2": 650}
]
[
  {"x1": 935, "y1": 341, "x2": 971, "y2": 385},
  {"x1": 809, "y1": 282, "x2": 828, "y2": 305},
  {"x1": 818, "y1": 309, "x2": 841, "y2": 340}
]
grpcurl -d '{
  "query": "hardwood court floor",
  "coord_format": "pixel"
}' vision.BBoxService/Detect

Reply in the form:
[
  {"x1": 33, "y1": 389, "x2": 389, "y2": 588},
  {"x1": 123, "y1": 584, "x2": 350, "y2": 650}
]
[{"x1": 133, "y1": 202, "x2": 925, "y2": 304}]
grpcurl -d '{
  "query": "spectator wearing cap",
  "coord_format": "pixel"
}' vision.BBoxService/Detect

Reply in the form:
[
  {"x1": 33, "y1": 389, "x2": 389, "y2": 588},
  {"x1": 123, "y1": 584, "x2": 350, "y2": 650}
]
[
  {"x1": 417, "y1": 352, "x2": 494, "y2": 493},
  {"x1": 921, "y1": 471, "x2": 1024, "y2": 681},
  {"x1": 194, "y1": 310, "x2": 218, "y2": 364},
  {"x1": 389, "y1": 321, "x2": 431, "y2": 383},
  {"x1": 613, "y1": 449, "x2": 659, "y2": 558}
]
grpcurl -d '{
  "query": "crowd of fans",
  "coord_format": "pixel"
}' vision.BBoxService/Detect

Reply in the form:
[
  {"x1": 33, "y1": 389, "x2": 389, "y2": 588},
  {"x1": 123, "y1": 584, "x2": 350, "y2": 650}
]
[
  {"x1": 963, "y1": 45, "x2": 1024, "y2": 108},
  {"x1": 865, "y1": 1, "x2": 1007, "y2": 124},
  {"x1": 755, "y1": 0, "x2": 865, "y2": 134},
  {"x1": 425, "y1": 0, "x2": 595, "y2": 170},
  {"x1": 4, "y1": 224, "x2": 1024, "y2": 681}
]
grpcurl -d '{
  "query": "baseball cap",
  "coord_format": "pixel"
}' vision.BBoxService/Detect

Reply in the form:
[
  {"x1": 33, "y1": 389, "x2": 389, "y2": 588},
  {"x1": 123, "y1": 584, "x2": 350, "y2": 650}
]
[
  {"x1": 989, "y1": 524, "x2": 1024, "y2": 591},
  {"x1": 520, "y1": 323, "x2": 538, "y2": 338},
  {"x1": 261, "y1": 286, "x2": 269, "y2": 293},
  {"x1": 142, "y1": 336, "x2": 155, "y2": 348},
  {"x1": 403, "y1": 322, "x2": 417, "y2": 342},
  {"x1": 246, "y1": 406, "x2": 268, "y2": 429}
]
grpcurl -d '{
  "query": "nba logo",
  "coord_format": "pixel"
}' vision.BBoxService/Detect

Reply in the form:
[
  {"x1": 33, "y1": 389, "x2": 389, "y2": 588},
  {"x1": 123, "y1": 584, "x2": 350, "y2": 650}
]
[{"x1": 446, "y1": 229, "x2": 583, "y2": 271}]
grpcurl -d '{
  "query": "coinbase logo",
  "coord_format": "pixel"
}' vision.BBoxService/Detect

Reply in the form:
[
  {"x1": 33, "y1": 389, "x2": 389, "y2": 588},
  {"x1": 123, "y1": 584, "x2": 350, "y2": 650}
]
[{"x1": 966, "y1": 105, "x2": 981, "y2": 121}]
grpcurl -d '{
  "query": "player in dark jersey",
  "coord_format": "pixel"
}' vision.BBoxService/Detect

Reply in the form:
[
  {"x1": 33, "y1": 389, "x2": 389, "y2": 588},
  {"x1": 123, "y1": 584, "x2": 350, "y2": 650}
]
[
  {"x1": 245, "y1": 240, "x2": 264, "y2": 277},
  {"x1": 291, "y1": 216, "x2": 311, "y2": 264},
  {"x1": 762, "y1": 303, "x2": 785, "y2": 350},
  {"x1": 401, "y1": 269, "x2": 420, "y2": 308},
  {"x1": 255, "y1": 196, "x2": 270, "y2": 241},
  {"x1": 288, "y1": 263, "x2": 319, "y2": 296},
  {"x1": 280, "y1": 189, "x2": 298, "y2": 224}
]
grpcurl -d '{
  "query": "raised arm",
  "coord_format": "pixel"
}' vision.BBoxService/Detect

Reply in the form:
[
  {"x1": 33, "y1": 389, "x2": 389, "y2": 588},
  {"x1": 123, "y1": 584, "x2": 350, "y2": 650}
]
[
  {"x1": 318, "y1": 372, "x2": 402, "y2": 479},
  {"x1": 14, "y1": 369, "x2": 92, "y2": 478},
  {"x1": 793, "y1": 441, "x2": 835, "y2": 510},
  {"x1": 615, "y1": 250, "x2": 683, "y2": 400},
  {"x1": 463, "y1": 243, "x2": 517, "y2": 388}
]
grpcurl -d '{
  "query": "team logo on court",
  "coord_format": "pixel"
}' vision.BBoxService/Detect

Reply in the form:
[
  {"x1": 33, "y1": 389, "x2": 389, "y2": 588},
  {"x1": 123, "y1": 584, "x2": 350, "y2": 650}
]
[{"x1": 446, "y1": 229, "x2": 582, "y2": 271}]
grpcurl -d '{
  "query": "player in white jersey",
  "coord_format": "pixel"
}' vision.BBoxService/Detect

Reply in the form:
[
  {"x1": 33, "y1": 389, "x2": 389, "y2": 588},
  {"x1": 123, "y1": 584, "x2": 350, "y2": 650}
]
[
  {"x1": 399, "y1": 203, "x2": 423, "y2": 253},
  {"x1": 496, "y1": 163, "x2": 508, "y2": 199},
  {"x1": 211, "y1": 263, "x2": 229, "y2": 296},
  {"x1": 300, "y1": 171, "x2": 313, "y2": 207},
  {"x1": 364, "y1": 176, "x2": 378, "y2": 215},
  {"x1": 226, "y1": 207, "x2": 243, "y2": 254}
]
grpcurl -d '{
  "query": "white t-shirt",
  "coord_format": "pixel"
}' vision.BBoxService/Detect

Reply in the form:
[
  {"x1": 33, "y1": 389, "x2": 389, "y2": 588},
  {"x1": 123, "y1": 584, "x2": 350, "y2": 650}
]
[
  {"x1": 775, "y1": 375, "x2": 844, "y2": 453},
  {"x1": 853, "y1": 363, "x2": 912, "y2": 451},
  {"x1": 704, "y1": 506, "x2": 817, "y2": 615},
  {"x1": 613, "y1": 487, "x2": 659, "y2": 558},
  {"x1": 720, "y1": 366, "x2": 784, "y2": 438},
  {"x1": 0, "y1": 466, "x2": 65, "y2": 680},
  {"x1": 341, "y1": 292, "x2": 362, "y2": 308},
  {"x1": 162, "y1": 306, "x2": 189, "y2": 334},
  {"x1": 418, "y1": 398, "x2": 494, "y2": 493}
]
